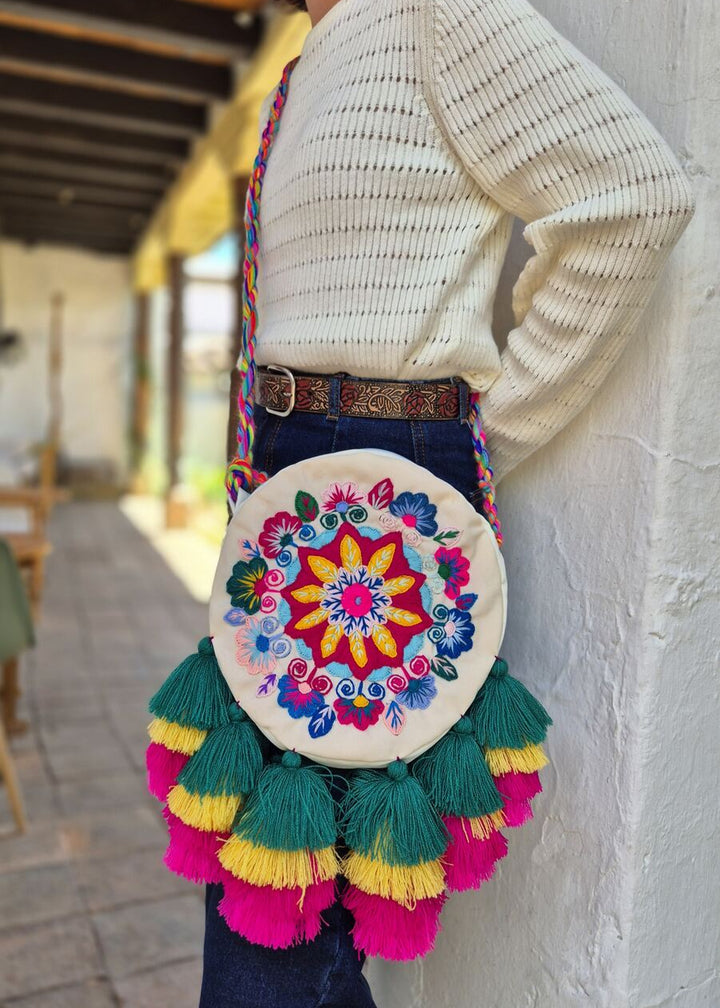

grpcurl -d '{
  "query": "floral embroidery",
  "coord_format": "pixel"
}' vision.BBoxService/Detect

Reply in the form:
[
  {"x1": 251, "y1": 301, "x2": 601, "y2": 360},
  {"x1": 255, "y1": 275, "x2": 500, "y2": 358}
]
[
  {"x1": 226, "y1": 475, "x2": 483, "y2": 739},
  {"x1": 428, "y1": 604, "x2": 475, "y2": 659},
  {"x1": 396, "y1": 674, "x2": 437, "y2": 710},
  {"x1": 235, "y1": 615, "x2": 291, "y2": 674},
  {"x1": 282, "y1": 526, "x2": 432, "y2": 679},
  {"x1": 388, "y1": 492, "x2": 438, "y2": 536},
  {"x1": 277, "y1": 674, "x2": 324, "y2": 718},
  {"x1": 321, "y1": 482, "x2": 364, "y2": 515},
  {"x1": 227, "y1": 557, "x2": 269, "y2": 614},
  {"x1": 322, "y1": 566, "x2": 391, "y2": 638},
  {"x1": 334, "y1": 692, "x2": 384, "y2": 730},
  {"x1": 434, "y1": 546, "x2": 470, "y2": 600},
  {"x1": 258, "y1": 511, "x2": 303, "y2": 559}
]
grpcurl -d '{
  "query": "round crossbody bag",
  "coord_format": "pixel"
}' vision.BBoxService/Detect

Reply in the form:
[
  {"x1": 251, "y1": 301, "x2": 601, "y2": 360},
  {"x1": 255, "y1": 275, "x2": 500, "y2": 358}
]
[{"x1": 145, "y1": 57, "x2": 552, "y2": 962}]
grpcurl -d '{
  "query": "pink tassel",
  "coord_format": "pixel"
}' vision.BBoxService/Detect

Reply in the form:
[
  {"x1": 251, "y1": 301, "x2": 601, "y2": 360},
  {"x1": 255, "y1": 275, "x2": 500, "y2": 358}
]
[
  {"x1": 219, "y1": 876, "x2": 336, "y2": 949},
  {"x1": 494, "y1": 770, "x2": 542, "y2": 802},
  {"x1": 441, "y1": 815, "x2": 508, "y2": 893},
  {"x1": 502, "y1": 796, "x2": 534, "y2": 827},
  {"x1": 342, "y1": 885, "x2": 446, "y2": 961},
  {"x1": 162, "y1": 808, "x2": 228, "y2": 885},
  {"x1": 146, "y1": 743, "x2": 188, "y2": 802}
]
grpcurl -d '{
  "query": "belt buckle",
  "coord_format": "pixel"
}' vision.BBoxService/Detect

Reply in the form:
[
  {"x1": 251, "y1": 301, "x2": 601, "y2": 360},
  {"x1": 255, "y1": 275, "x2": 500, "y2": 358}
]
[{"x1": 264, "y1": 364, "x2": 296, "y2": 417}]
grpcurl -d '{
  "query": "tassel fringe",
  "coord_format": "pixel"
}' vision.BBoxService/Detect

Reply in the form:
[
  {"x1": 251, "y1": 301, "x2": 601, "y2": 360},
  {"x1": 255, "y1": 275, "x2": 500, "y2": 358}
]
[
  {"x1": 342, "y1": 885, "x2": 446, "y2": 961},
  {"x1": 167, "y1": 785, "x2": 242, "y2": 834},
  {"x1": 218, "y1": 876, "x2": 336, "y2": 949},
  {"x1": 146, "y1": 742, "x2": 188, "y2": 803},
  {"x1": 485, "y1": 742, "x2": 548, "y2": 776},
  {"x1": 147, "y1": 718, "x2": 207, "y2": 756},
  {"x1": 343, "y1": 851, "x2": 446, "y2": 907},
  {"x1": 162, "y1": 809, "x2": 228, "y2": 885},
  {"x1": 147, "y1": 645, "x2": 551, "y2": 958},
  {"x1": 442, "y1": 815, "x2": 508, "y2": 892},
  {"x1": 219, "y1": 836, "x2": 340, "y2": 890}
]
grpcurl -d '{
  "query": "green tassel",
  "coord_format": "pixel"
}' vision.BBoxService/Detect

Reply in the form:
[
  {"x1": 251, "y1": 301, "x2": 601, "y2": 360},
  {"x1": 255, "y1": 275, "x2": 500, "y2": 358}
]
[
  {"x1": 468, "y1": 657, "x2": 552, "y2": 749},
  {"x1": 413, "y1": 717, "x2": 503, "y2": 819},
  {"x1": 233, "y1": 751, "x2": 336, "y2": 851},
  {"x1": 177, "y1": 705, "x2": 263, "y2": 798},
  {"x1": 148, "y1": 637, "x2": 232, "y2": 730},
  {"x1": 340, "y1": 760, "x2": 448, "y2": 867}
]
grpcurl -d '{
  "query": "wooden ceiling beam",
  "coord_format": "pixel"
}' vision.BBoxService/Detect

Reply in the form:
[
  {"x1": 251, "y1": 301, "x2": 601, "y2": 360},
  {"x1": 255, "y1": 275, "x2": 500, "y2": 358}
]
[
  {"x1": 0, "y1": 222, "x2": 133, "y2": 255},
  {"x1": 0, "y1": 173, "x2": 159, "y2": 210},
  {"x1": 0, "y1": 148, "x2": 171, "y2": 191},
  {"x1": 0, "y1": 111, "x2": 189, "y2": 164},
  {"x1": 0, "y1": 216, "x2": 141, "y2": 250},
  {"x1": 0, "y1": 195, "x2": 148, "y2": 232},
  {"x1": 0, "y1": 23, "x2": 232, "y2": 102},
  {"x1": 180, "y1": 1, "x2": 264, "y2": 10},
  {"x1": 0, "y1": 70, "x2": 207, "y2": 137},
  {"x1": 0, "y1": 0, "x2": 262, "y2": 60}
]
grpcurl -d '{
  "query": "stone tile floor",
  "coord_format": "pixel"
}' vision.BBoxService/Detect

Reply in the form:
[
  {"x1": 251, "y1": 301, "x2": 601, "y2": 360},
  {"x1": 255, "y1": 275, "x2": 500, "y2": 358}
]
[{"x1": 0, "y1": 503, "x2": 210, "y2": 1007}]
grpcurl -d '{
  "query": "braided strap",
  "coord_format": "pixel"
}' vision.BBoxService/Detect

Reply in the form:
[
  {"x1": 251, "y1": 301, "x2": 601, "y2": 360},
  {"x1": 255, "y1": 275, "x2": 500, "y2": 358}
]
[
  {"x1": 468, "y1": 392, "x2": 503, "y2": 547},
  {"x1": 226, "y1": 56, "x2": 300, "y2": 504}
]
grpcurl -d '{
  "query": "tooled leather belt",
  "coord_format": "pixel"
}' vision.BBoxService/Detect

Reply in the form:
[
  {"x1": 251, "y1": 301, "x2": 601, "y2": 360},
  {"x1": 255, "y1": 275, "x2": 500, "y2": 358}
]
[{"x1": 256, "y1": 365, "x2": 469, "y2": 421}]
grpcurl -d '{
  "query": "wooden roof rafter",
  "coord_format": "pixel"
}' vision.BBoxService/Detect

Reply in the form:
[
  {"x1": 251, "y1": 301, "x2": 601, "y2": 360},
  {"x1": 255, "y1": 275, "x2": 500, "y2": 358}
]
[
  {"x1": 0, "y1": 0, "x2": 263, "y2": 60},
  {"x1": 0, "y1": 23, "x2": 233, "y2": 102},
  {"x1": 0, "y1": 0, "x2": 267, "y2": 256}
]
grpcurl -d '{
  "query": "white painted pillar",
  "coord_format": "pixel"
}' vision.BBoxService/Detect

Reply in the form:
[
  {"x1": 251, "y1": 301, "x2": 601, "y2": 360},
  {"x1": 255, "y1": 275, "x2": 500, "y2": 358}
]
[{"x1": 366, "y1": 1, "x2": 719, "y2": 1004}]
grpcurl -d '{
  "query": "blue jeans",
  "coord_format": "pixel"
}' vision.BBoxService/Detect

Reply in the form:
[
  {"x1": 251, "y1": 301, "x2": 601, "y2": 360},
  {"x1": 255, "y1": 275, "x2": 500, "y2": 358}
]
[{"x1": 200, "y1": 378, "x2": 491, "y2": 1008}]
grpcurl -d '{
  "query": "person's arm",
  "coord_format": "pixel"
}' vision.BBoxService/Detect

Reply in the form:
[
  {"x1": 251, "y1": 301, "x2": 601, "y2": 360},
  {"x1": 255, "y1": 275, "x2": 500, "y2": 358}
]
[{"x1": 422, "y1": 0, "x2": 696, "y2": 484}]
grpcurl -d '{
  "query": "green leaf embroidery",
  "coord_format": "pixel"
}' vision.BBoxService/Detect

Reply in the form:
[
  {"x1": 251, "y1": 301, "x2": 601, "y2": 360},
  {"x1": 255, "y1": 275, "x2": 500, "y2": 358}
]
[
  {"x1": 295, "y1": 490, "x2": 319, "y2": 522},
  {"x1": 433, "y1": 528, "x2": 461, "y2": 545},
  {"x1": 430, "y1": 655, "x2": 458, "y2": 681}
]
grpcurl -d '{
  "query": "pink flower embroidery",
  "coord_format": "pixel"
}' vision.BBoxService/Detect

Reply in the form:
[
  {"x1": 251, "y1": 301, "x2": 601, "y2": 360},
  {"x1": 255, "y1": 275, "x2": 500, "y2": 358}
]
[
  {"x1": 434, "y1": 546, "x2": 470, "y2": 600},
  {"x1": 321, "y1": 482, "x2": 365, "y2": 515},
  {"x1": 334, "y1": 693, "x2": 384, "y2": 730},
  {"x1": 258, "y1": 511, "x2": 303, "y2": 559}
]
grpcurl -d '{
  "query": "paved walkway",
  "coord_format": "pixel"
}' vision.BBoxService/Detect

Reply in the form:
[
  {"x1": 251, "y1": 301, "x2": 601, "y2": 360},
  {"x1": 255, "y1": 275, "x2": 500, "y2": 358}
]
[{"x1": 0, "y1": 503, "x2": 209, "y2": 1007}]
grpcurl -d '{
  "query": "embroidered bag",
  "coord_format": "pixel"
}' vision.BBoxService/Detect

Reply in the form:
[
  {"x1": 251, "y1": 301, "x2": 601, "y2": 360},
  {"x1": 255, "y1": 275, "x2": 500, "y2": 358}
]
[{"x1": 145, "y1": 57, "x2": 551, "y2": 961}]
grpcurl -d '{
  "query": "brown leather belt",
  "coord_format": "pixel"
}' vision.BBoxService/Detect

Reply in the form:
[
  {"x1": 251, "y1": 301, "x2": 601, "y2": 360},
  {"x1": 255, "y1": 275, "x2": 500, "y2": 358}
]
[{"x1": 256, "y1": 366, "x2": 469, "y2": 421}]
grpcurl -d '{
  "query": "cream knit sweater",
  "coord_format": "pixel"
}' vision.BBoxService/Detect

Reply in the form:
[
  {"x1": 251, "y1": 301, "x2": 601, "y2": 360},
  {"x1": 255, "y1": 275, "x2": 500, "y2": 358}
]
[{"x1": 253, "y1": 0, "x2": 696, "y2": 483}]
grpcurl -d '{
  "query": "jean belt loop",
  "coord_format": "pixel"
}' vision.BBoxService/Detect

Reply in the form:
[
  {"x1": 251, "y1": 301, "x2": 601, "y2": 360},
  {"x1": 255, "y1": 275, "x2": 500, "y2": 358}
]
[
  {"x1": 457, "y1": 377, "x2": 469, "y2": 423},
  {"x1": 327, "y1": 373, "x2": 342, "y2": 422}
]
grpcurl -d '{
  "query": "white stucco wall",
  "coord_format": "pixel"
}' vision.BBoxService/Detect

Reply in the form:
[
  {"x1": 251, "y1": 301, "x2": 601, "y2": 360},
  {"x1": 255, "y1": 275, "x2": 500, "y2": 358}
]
[
  {"x1": 367, "y1": 1, "x2": 719, "y2": 1005},
  {"x1": 0, "y1": 240, "x2": 132, "y2": 477}
]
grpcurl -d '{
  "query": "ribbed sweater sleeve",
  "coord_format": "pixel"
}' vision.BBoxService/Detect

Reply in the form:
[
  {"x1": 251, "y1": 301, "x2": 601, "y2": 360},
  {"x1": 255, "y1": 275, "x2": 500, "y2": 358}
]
[{"x1": 423, "y1": 0, "x2": 696, "y2": 483}]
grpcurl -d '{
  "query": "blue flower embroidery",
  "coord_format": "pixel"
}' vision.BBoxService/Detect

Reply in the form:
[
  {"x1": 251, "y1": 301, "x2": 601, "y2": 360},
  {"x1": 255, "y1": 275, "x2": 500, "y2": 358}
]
[
  {"x1": 430, "y1": 608, "x2": 475, "y2": 659},
  {"x1": 396, "y1": 674, "x2": 437, "y2": 710},
  {"x1": 389, "y1": 492, "x2": 438, "y2": 536},
  {"x1": 276, "y1": 674, "x2": 324, "y2": 719}
]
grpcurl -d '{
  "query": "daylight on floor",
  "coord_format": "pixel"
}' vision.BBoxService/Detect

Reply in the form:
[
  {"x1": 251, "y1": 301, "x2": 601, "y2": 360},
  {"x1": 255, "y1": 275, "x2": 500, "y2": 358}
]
[{"x1": 0, "y1": 4, "x2": 309, "y2": 1004}]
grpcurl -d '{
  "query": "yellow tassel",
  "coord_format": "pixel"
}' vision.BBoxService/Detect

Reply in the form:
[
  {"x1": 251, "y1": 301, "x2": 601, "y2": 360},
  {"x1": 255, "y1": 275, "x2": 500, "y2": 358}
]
[
  {"x1": 147, "y1": 717, "x2": 207, "y2": 756},
  {"x1": 167, "y1": 784, "x2": 242, "y2": 833},
  {"x1": 343, "y1": 852, "x2": 445, "y2": 908},
  {"x1": 485, "y1": 743, "x2": 548, "y2": 776},
  {"x1": 218, "y1": 837, "x2": 339, "y2": 890},
  {"x1": 469, "y1": 811, "x2": 507, "y2": 840}
]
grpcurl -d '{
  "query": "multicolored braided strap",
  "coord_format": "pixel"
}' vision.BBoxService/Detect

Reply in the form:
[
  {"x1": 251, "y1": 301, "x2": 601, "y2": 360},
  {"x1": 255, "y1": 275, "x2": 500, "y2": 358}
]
[
  {"x1": 226, "y1": 56, "x2": 300, "y2": 506},
  {"x1": 225, "y1": 56, "x2": 503, "y2": 547}
]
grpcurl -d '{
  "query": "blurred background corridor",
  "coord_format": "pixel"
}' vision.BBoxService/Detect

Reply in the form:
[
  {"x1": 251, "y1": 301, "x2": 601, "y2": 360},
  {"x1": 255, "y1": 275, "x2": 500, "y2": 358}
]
[{"x1": 0, "y1": 2, "x2": 312, "y2": 1004}]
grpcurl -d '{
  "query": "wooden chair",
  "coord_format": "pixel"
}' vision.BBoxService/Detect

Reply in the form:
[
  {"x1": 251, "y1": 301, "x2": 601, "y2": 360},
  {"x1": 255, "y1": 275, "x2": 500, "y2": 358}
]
[
  {"x1": 0, "y1": 539, "x2": 34, "y2": 832},
  {"x1": 0, "y1": 492, "x2": 49, "y2": 734},
  {"x1": 0, "y1": 718, "x2": 26, "y2": 833}
]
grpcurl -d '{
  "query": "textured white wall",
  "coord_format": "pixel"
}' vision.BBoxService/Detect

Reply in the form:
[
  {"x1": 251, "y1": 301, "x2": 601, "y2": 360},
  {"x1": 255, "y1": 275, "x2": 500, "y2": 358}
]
[
  {"x1": 0, "y1": 240, "x2": 132, "y2": 476},
  {"x1": 367, "y1": 1, "x2": 719, "y2": 1005}
]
